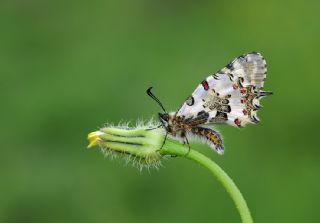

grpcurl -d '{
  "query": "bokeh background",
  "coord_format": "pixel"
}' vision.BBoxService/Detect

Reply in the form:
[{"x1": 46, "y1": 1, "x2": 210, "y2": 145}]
[{"x1": 1, "y1": 0, "x2": 319, "y2": 222}]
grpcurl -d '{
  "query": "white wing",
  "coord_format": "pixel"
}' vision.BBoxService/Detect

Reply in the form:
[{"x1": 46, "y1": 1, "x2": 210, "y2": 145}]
[{"x1": 176, "y1": 52, "x2": 272, "y2": 127}]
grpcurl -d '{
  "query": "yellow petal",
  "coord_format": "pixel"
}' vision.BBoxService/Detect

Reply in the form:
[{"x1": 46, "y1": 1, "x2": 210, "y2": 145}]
[{"x1": 87, "y1": 131, "x2": 103, "y2": 149}]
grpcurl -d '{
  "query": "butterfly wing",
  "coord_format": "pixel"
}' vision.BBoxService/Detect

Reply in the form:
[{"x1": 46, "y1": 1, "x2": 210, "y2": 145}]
[{"x1": 177, "y1": 52, "x2": 272, "y2": 128}]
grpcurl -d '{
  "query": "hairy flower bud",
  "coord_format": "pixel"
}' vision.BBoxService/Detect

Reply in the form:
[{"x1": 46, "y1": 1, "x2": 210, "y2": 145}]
[{"x1": 87, "y1": 122, "x2": 167, "y2": 169}]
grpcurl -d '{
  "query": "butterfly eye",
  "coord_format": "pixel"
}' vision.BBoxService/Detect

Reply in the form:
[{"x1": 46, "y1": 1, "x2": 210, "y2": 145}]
[{"x1": 159, "y1": 113, "x2": 169, "y2": 122}]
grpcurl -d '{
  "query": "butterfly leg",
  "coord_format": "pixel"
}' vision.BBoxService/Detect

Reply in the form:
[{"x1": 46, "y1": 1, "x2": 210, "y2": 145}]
[
  {"x1": 158, "y1": 131, "x2": 179, "y2": 158},
  {"x1": 146, "y1": 124, "x2": 163, "y2": 131},
  {"x1": 157, "y1": 131, "x2": 168, "y2": 152},
  {"x1": 183, "y1": 136, "x2": 191, "y2": 157}
]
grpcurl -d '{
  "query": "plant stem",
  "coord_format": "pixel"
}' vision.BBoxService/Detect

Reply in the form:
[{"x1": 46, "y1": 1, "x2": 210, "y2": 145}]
[
  {"x1": 161, "y1": 138, "x2": 253, "y2": 223},
  {"x1": 89, "y1": 126, "x2": 253, "y2": 223}
]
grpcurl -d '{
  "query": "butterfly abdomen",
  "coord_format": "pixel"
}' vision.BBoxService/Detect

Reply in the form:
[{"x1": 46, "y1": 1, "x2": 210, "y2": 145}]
[
  {"x1": 168, "y1": 117, "x2": 225, "y2": 154},
  {"x1": 190, "y1": 127, "x2": 224, "y2": 154}
]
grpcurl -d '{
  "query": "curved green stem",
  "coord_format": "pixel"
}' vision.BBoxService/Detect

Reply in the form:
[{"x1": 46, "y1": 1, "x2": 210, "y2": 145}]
[
  {"x1": 161, "y1": 138, "x2": 253, "y2": 223},
  {"x1": 89, "y1": 127, "x2": 253, "y2": 223}
]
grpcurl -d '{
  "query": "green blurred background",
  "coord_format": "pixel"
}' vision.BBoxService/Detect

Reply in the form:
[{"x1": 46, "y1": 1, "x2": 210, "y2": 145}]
[{"x1": 1, "y1": 0, "x2": 319, "y2": 222}]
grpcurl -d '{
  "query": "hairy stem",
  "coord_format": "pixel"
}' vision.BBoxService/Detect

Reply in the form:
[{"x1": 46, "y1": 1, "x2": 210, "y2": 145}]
[{"x1": 161, "y1": 138, "x2": 253, "y2": 223}]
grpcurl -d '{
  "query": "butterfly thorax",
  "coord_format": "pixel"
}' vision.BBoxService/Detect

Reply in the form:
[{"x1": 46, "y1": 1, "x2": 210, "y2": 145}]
[{"x1": 159, "y1": 112, "x2": 191, "y2": 137}]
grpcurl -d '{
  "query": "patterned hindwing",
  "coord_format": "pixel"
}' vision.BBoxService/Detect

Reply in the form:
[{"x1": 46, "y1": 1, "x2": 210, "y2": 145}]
[{"x1": 176, "y1": 52, "x2": 272, "y2": 127}]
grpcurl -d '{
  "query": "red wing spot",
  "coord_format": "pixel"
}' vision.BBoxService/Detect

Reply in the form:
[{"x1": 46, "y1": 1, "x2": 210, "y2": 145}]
[
  {"x1": 241, "y1": 88, "x2": 247, "y2": 95},
  {"x1": 242, "y1": 109, "x2": 248, "y2": 115},
  {"x1": 201, "y1": 80, "x2": 209, "y2": 91},
  {"x1": 241, "y1": 98, "x2": 248, "y2": 104},
  {"x1": 234, "y1": 118, "x2": 241, "y2": 126}
]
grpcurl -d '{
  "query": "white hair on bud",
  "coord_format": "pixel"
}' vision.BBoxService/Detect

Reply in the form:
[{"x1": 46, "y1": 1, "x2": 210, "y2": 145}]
[
  {"x1": 103, "y1": 117, "x2": 160, "y2": 130},
  {"x1": 99, "y1": 118, "x2": 163, "y2": 171}
]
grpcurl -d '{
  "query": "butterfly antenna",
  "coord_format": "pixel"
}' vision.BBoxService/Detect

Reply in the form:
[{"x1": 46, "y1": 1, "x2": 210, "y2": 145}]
[{"x1": 146, "y1": 87, "x2": 167, "y2": 112}]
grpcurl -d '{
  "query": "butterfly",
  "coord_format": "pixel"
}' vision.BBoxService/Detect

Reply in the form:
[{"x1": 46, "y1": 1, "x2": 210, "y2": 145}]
[{"x1": 147, "y1": 52, "x2": 272, "y2": 154}]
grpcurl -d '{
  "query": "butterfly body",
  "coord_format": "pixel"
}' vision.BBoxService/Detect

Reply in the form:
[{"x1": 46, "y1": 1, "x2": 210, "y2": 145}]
[
  {"x1": 159, "y1": 112, "x2": 224, "y2": 153},
  {"x1": 150, "y1": 52, "x2": 272, "y2": 155}
]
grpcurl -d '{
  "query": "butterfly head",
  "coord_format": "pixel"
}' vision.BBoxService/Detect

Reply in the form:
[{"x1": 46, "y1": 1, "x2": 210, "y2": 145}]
[{"x1": 159, "y1": 112, "x2": 169, "y2": 128}]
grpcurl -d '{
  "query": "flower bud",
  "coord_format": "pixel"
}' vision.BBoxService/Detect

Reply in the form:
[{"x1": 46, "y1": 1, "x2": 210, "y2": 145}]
[{"x1": 87, "y1": 123, "x2": 166, "y2": 169}]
